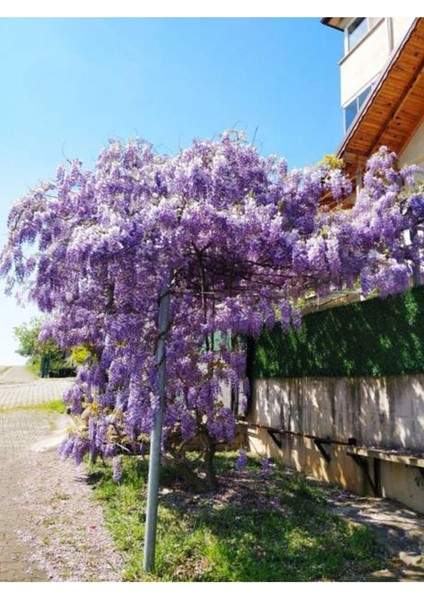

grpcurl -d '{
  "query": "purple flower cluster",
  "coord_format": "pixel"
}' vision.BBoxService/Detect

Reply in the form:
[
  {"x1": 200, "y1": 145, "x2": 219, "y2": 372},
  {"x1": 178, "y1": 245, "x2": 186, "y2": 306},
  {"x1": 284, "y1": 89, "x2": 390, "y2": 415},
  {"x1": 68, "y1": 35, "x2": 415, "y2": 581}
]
[
  {"x1": 236, "y1": 448, "x2": 248, "y2": 472},
  {"x1": 260, "y1": 456, "x2": 271, "y2": 476},
  {"x1": 1, "y1": 136, "x2": 423, "y2": 465},
  {"x1": 112, "y1": 456, "x2": 122, "y2": 483}
]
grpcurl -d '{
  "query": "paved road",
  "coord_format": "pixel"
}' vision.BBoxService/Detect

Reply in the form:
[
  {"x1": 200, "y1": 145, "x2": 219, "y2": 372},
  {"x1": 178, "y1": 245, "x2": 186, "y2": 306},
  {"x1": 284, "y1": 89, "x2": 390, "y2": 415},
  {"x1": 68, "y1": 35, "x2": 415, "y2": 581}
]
[
  {"x1": 0, "y1": 368, "x2": 123, "y2": 582},
  {"x1": 0, "y1": 366, "x2": 73, "y2": 409},
  {"x1": 0, "y1": 365, "x2": 38, "y2": 384},
  {"x1": 0, "y1": 411, "x2": 56, "y2": 581}
]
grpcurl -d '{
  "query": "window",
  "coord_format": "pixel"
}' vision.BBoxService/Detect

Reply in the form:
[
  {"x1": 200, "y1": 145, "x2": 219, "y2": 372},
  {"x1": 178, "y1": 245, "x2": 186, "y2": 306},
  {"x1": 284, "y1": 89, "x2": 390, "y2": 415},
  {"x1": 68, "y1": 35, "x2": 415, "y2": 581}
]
[
  {"x1": 345, "y1": 17, "x2": 381, "y2": 52},
  {"x1": 344, "y1": 85, "x2": 372, "y2": 131},
  {"x1": 347, "y1": 18, "x2": 368, "y2": 50}
]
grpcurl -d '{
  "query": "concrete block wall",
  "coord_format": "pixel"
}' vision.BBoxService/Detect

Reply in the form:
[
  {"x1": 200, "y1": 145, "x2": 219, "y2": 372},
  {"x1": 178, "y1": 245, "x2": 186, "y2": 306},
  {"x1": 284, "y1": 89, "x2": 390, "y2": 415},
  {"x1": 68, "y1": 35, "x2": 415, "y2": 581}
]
[
  {"x1": 248, "y1": 375, "x2": 424, "y2": 513},
  {"x1": 251, "y1": 375, "x2": 424, "y2": 451}
]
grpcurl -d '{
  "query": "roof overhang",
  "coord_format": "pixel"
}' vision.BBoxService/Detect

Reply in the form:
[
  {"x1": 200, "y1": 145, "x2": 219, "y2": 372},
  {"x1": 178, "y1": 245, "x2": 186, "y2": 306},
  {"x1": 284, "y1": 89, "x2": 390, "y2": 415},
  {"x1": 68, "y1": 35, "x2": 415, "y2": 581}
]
[
  {"x1": 321, "y1": 18, "x2": 345, "y2": 31},
  {"x1": 337, "y1": 17, "x2": 424, "y2": 177}
]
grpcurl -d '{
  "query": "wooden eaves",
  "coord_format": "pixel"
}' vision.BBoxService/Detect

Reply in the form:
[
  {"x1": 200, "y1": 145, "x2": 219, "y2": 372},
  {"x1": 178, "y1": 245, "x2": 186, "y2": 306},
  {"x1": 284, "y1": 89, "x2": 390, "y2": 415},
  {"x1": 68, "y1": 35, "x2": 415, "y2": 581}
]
[{"x1": 337, "y1": 17, "x2": 424, "y2": 181}]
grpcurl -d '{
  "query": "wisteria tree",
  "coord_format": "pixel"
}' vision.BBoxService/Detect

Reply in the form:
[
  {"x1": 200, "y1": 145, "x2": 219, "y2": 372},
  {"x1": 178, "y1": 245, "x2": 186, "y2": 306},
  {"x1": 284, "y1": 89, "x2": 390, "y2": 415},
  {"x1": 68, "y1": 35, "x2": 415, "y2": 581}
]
[{"x1": 1, "y1": 133, "x2": 423, "y2": 494}]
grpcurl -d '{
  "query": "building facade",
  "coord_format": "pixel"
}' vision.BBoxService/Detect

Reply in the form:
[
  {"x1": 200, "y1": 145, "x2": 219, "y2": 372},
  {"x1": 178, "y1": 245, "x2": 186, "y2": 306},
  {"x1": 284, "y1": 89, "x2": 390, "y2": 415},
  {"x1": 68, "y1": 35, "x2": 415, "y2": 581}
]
[{"x1": 323, "y1": 18, "x2": 424, "y2": 183}]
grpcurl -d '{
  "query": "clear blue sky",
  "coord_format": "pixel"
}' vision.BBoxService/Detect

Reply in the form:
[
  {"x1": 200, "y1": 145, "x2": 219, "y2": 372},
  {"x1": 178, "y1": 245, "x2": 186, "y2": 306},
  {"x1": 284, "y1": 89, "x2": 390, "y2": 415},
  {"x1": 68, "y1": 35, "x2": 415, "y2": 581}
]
[{"x1": 0, "y1": 17, "x2": 345, "y2": 364}]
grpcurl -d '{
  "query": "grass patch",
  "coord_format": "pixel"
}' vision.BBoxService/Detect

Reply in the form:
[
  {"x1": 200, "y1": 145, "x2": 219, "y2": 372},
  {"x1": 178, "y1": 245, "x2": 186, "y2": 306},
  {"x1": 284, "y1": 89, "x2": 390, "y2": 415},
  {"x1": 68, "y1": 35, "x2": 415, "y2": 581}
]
[
  {"x1": 0, "y1": 399, "x2": 66, "y2": 414},
  {"x1": 89, "y1": 452, "x2": 389, "y2": 582}
]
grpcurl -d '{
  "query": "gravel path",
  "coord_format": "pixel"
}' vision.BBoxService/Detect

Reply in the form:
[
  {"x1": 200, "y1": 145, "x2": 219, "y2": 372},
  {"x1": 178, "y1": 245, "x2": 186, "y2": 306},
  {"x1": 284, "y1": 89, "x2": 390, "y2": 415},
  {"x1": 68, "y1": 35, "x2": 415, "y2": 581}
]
[{"x1": 0, "y1": 369, "x2": 123, "y2": 582}]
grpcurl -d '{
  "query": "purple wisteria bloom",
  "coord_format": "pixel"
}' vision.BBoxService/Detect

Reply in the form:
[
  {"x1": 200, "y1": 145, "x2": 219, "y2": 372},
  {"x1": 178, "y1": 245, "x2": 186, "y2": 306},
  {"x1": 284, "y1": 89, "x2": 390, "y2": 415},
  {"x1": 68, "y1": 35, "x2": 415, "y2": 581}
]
[
  {"x1": 260, "y1": 456, "x2": 271, "y2": 476},
  {"x1": 112, "y1": 456, "x2": 122, "y2": 483},
  {"x1": 236, "y1": 448, "x2": 248, "y2": 472},
  {"x1": 1, "y1": 136, "x2": 423, "y2": 476}
]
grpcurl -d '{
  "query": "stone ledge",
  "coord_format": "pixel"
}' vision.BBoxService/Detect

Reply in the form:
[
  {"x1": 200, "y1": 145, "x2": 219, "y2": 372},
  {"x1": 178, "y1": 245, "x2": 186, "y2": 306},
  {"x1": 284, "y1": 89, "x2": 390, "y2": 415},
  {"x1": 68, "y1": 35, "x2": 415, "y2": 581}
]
[{"x1": 347, "y1": 446, "x2": 424, "y2": 468}]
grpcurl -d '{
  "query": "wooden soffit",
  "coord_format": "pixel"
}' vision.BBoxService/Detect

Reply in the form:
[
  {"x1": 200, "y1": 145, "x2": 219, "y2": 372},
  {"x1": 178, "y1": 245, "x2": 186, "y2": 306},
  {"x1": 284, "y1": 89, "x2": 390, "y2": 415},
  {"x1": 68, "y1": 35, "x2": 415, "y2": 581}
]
[
  {"x1": 321, "y1": 18, "x2": 345, "y2": 31},
  {"x1": 338, "y1": 18, "x2": 424, "y2": 176}
]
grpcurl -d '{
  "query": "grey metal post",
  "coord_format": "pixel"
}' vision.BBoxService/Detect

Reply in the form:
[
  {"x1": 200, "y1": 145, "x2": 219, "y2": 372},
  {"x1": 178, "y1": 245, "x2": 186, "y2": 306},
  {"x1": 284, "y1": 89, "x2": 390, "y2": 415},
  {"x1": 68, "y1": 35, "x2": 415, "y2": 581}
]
[
  {"x1": 143, "y1": 286, "x2": 171, "y2": 573},
  {"x1": 412, "y1": 230, "x2": 422, "y2": 287}
]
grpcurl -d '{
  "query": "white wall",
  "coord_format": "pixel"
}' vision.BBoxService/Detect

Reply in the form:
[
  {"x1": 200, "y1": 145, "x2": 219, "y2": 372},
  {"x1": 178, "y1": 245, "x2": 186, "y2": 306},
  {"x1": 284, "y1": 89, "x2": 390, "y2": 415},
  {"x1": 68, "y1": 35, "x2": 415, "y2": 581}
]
[
  {"x1": 399, "y1": 119, "x2": 424, "y2": 170},
  {"x1": 340, "y1": 18, "x2": 416, "y2": 107},
  {"x1": 340, "y1": 19, "x2": 388, "y2": 106},
  {"x1": 392, "y1": 17, "x2": 416, "y2": 48}
]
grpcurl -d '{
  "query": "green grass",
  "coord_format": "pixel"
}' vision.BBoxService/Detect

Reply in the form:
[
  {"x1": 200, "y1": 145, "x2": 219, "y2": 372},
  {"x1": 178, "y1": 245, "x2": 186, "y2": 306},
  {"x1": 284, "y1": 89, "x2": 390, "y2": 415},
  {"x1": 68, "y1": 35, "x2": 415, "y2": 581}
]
[
  {"x1": 0, "y1": 399, "x2": 66, "y2": 414},
  {"x1": 88, "y1": 453, "x2": 388, "y2": 582}
]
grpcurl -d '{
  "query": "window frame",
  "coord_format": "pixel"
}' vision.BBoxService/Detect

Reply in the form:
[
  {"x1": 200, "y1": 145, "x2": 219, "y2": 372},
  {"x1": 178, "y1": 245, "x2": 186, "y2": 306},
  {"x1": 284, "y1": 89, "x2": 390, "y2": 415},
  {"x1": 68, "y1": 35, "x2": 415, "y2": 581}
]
[
  {"x1": 343, "y1": 84, "x2": 373, "y2": 131},
  {"x1": 347, "y1": 18, "x2": 368, "y2": 51},
  {"x1": 344, "y1": 17, "x2": 381, "y2": 54}
]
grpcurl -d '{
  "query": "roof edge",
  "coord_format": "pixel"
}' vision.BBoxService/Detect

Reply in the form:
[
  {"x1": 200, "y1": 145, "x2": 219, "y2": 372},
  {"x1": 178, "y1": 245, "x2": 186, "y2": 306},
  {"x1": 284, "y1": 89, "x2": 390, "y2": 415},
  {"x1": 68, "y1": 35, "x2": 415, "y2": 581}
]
[
  {"x1": 321, "y1": 18, "x2": 345, "y2": 31},
  {"x1": 336, "y1": 17, "x2": 421, "y2": 160}
]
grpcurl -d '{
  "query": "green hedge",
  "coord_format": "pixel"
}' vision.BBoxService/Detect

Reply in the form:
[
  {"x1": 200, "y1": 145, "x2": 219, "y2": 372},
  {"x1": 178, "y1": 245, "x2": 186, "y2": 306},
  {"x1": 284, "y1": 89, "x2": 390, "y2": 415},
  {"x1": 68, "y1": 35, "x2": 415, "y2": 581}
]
[{"x1": 251, "y1": 286, "x2": 424, "y2": 378}]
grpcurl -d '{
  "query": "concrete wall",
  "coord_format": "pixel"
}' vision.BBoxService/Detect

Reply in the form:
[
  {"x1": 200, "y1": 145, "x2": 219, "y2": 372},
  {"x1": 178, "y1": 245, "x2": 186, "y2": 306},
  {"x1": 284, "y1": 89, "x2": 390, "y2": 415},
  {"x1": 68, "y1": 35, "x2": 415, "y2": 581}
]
[
  {"x1": 251, "y1": 376, "x2": 424, "y2": 451},
  {"x1": 380, "y1": 459, "x2": 424, "y2": 513},
  {"x1": 248, "y1": 375, "x2": 424, "y2": 513},
  {"x1": 248, "y1": 425, "x2": 368, "y2": 495}
]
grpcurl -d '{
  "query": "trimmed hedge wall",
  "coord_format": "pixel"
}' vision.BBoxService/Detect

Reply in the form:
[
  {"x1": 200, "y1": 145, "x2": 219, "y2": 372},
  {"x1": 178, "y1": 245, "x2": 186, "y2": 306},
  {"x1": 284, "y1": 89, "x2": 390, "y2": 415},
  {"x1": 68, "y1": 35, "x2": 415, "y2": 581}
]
[{"x1": 251, "y1": 286, "x2": 424, "y2": 378}]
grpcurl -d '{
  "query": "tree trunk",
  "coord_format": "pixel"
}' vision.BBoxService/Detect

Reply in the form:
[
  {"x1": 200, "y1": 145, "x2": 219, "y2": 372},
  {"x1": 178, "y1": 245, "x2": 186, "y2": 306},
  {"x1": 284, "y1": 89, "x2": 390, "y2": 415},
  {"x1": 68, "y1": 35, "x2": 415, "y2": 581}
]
[
  {"x1": 164, "y1": 431, "x2": 218, "y2": 492},
  {"x1": 174, "y1": 461, "x2": 212, "y2": 493},
  {"x1": 200, "y1": 430, "x2": 218, "y2": 491}
]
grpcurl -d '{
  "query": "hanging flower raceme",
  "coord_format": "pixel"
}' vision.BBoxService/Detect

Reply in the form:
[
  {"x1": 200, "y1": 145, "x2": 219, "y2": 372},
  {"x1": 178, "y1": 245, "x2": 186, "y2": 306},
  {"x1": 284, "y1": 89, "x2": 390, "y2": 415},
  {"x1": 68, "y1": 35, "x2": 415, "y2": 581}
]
[{"x1": 1, "y1": 134, "x2": 423, "y2": 474}]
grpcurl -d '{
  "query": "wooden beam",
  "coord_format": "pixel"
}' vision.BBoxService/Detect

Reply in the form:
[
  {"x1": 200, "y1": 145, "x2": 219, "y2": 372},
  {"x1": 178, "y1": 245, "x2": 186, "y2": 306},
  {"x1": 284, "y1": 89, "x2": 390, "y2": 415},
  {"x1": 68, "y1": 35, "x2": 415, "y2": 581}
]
[{"x1": 366, "y1": 55, "x2": 424, "y2": 156}]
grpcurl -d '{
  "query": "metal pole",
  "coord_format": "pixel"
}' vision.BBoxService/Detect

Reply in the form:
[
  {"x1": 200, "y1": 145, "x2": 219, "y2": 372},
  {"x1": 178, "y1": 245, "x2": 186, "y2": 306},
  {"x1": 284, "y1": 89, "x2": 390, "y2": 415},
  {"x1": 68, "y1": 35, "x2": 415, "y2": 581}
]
[
  {"x1": 143, "y1": 286, "x2": 171, "y2": 573},
  {"x1": 412, "y1": 231, "x2": 422, "y2": 287}
]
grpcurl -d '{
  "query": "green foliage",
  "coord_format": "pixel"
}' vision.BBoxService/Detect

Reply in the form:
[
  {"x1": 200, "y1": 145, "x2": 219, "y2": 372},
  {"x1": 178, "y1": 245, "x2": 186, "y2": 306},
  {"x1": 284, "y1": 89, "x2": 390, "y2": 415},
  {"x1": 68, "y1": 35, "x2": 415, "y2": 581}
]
[
  {"x1": 69, "y1": 345, "x2": 90, "y2": 367},
  {"x1": 14, "y1": 317, "x2": 45, "y2": 358},
  {"x1": 14, "y1": 316, "x2": 62, "y2": 361},
  {"x1": 319, "y1": 154, "x2": 345, "y2": 170},
  {"x1": 13, "y1": 317, "x2": 74, "y2": 377},
  {"x1": 252, "y1": 286, "x2": 424, "y2": 378},
  {"x1": 0, "y1": 399, "x2": 66, "y2": 414},
  {"x1": 89, "y1": 453, "x2": 387, "y2": 582}
]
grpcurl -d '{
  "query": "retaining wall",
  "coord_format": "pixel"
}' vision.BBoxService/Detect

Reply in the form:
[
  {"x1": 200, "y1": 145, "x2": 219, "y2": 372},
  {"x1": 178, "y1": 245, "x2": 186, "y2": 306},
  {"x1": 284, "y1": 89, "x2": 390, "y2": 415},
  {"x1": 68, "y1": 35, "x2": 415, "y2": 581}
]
[{"x1": 248, "y1": 375, "x2": 424, "y2": 513}]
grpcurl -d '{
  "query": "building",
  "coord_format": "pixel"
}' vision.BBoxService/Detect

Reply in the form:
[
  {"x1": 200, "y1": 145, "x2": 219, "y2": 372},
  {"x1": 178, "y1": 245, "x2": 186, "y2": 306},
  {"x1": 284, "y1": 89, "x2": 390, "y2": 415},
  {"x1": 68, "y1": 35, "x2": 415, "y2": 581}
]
[
  {"x1": 323, "y1": 17, "x2": 424, "y2": 187},
  {"x1": 247, "y1": 17, "x2": 424, "y2": 514}
]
